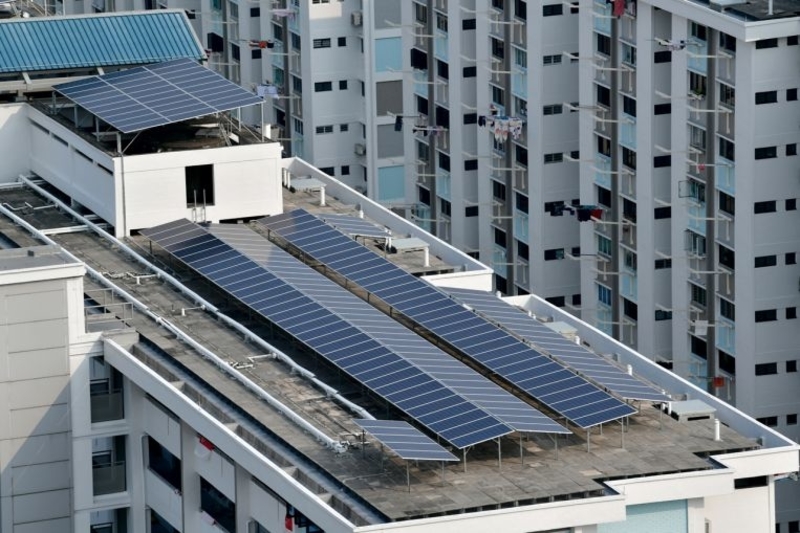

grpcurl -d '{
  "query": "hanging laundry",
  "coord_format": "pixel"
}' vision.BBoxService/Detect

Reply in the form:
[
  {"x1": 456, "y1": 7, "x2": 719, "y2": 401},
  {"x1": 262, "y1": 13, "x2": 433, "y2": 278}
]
[
  {"x1": 666, "y1": 39, "x2": 686, "y2": 51},
  {"x1": 508, "y1": 117, "x2": 524, "y2": 140},
  {"x1": 478, "y1": 115, "x2": 486, "y2": 127},
  {"x1": 256, "y1": 84, "x2": 268, "y2": 98},
  {"x1": 613, "y1": 0, "x2": 625, "y2": 17},
  {"x1": 273, "y1": 8, "x2": 296, "y2": 18}
]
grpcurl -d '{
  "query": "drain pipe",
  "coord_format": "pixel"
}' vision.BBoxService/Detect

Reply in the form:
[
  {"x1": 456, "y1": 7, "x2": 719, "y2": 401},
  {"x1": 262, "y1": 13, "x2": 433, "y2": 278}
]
[
  {"x1": 17, "y1": 175, "x2": 373, "y2": 421},
  {"x1": 0, "y1": 202, "x2": 344, "y2": 450}
]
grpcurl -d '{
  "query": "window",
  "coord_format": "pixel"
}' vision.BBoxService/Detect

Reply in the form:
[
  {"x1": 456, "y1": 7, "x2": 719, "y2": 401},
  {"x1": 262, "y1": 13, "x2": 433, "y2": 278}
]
[
  {"x1": 597, "y1": 284, "x2": 612, "y2": 306},
  {"x1": 543, "y1": 3, "x2": 563, "y2": 15},
  {"x1": 438, "y1": 151, "x2": 450, "y2": 171},
  {"x1": 789, "y1": 36, "x2": 799, "y2": 45},
  {"x1": 291, "y1": 32, "x2": 301, "y2": 50},
  {"x1": 318, "y1": 167, "x2": 334, "y2": 176},
  {"x1": 787, "y1": 252, "x2": 797, "y2": 265},
  {"x1": 185, "y1": 165, "x2": 214, "y2": 206},
  {"x1": 440, "y1": 198, "x2": 452, "y2": 218},
  {"x1": 791, "y1": 521, "x2": 800, "y2": 533},
  {"x1": 788, "y1": 360, "x2": 798, "y2": 373},
  {"x1": 755, "y1": 362, "x2": 778, "y2": 376},
  {"x1": 789, "y1": 88, "x2": 798, "y2": 101},
  {"x1": 718, "y1": 245, "x2": 735, "y2": 269},
  {"x1": 719, "y1": 137, "x2": 735, "y2": 160},
  {"x1": 416, "y1": 95, "x2": 428, "y2": 115},
  {"x1": 756, "y1": 417, "x2": 778, "y2": 427},
  {"x1": 622, "y1": 298, "x2": 638, "y2": 321},
  {"x1": 621, "y1": 147, "x2": 636, "y2": 169},
  {"x1": 622, "y1": 95, "x2": 636, "y2": 117},
  {"x1": 315, "y1": 125, "x2": 333, "y2": 134},
  {"x1": 148, "y1": 437, "x2": 181, "y2": 491},
  {"x1": 251, "y1": 49, "x2": 262, "y2": 60},
  {"x1": 544, "y1": 248, "x2": 565, "y2": 260},
  {"x1": 492, "y1": 180, "x2": 507, "y2": 201},
  {"x1": 690, "y1": 335, "x2": 707, "y2": 358},
  {"x1": 755, "y1": 309, "x2": 778, "y2": 322},
  {"x1": 418, "y1": 186, "x2": 431, "y2": 206},
  {"x1": 544, "y1": 152, "x2": 563, "y2": 163},
  {"x1": 466, "y1": 205, "x2": 479, "y2": 217},
  {"x1": 492, "y1": 0, "x2": 504, "y2": 9},
  {"x1": 788, "y1": 144, "x2": 798, "y2": 156},
  {"x1": 623, "y1": 250, "x2": 637, "y2": 271},
  {"x1": 339, "y1": 123, "x2": 349, "y2": 132},
  {"x1": 719, "y1": 350, "x2": 736, "y2": 375},
  {"x1": 515, "y1": 192, "x2": 529, "y2": 213},
  {"x1": 437, "y1": 60, "x2": 449, "y2": 79},
  {"x1": 291, "y1": 75, "x2": 302, "y2": 94},
  {"x1": 690, "y1": 22, "x2": 707, "y2": 41},
  {"x1": 754, "y1": 200, "x2": 777, "y2": 214},
  {"x1": 655, "y1": 309, "x2": 672, "y2": 321},
  {"x1": 250, "y1": 7, "x2": 260, "y2": 16},
  {"x1": 491, "y1": 38, "x2": 505, "y2": 59},
  {"x1": 756, "y1": 38, "x2": 778, "y2": 49},
  {"x1": 517, "y1": 240, "x2": 529, "y2": 260},
  {"x1": 755, "y1": 255, "x2": 777, "y2": 268},
  {"x1": 410, "y1": 48, "x2": 427, "y2": 70},
  {"x1": 719, "y1": 32, "x2": 736, "y2": 53},
  {"x1": 464, "y1": 159, "x2": 478, "y2": 171},
  {"x1": 686, "y1": 230, "x2": 706, "y2": 256},
  {"x1": 340, "y1": 165, "x2": 350, "y2": 175},
  {"x1": 543, "y1": 54, "x2": 562, "y2": 65},
  {"x1": 201, "y1": 477, "x2": 235, "y2": 533},
  {"x1": 653, "y1": 155, "x2": 671, "y2": 168},
  {"x1": 597, "y1": 135, "x2": 611, "y2": 156},
  {"x1": 689, "y1": 71, "x2": 707, "y2": 96},
  {"x1": 462, "y1": 18, "x2": 476, "y2": 30},
  {"x1": 654, "y1": 50, "x2": 672, "y2": 63},
  {"x1": 596, "y1": 34, "x2": 611, "y2": 56},
  {"x1": 654, "y1": 103, "x2": 672, "y2": 115},
  {"x1": 755, "y1": 91, "x2": 778, "y2": 104},
  {"x1": 597, "y1": 186, "x2": 611, "y2": 208},
  {"x1": 570, "y1": 2, "x2": 579, "y2": 13},
  {"x1": 544, "y1": 200, "x2": 565, "y2": 214},
  {"x1": 335, "y1": 36, "x2": 346, "y2": 47},
  {"x1": 339, "y1": 80, "x2": 348, "y2": 90},
  {"x1": 572, "y1": 293, "x2": 582, "y2": 306},
  {"x1": 543, "y1": 104, "x2": 563, "y2": 115},
  {"x1": 755, "y1": 146, "x2": 778, "y2": 160},
  {"x1": 690, "y1": 283, "x2": 707, "y2": 307},
  {"x1": 655, "y1": 258, "x2": 672, "y2": 269},
  {"x1": 516, "y1": 145, "x2": 528, "y2": 166},
  {"x1": 231, "y1": 44, "x2": 240, "y2": 62},
  {"x1": 463, "y1": 66, "x2": 477, "y2": 77},
  {"x1": 621, "y1": 43, "x2": 636, "y2": 66},
  {"x1": 435, "y1": 12, "x2": 448, "y2": 32},
  {"x1": 313, "y1": 38, "x2": 331, "y2": 48},
  {"x1": 491, "y1": 84, "x2": 505, "y2": 105},
  {"x1": 515, "y1": 0, "x2": 527, "y2": 19},
  {"x1": 597, "y1": 235, "x2": 612, "y2": 256},
  {"x1": 719, "y1": 191, "x2": 735, "y2": 215},
  {"x1": 314, "y1": 81, "x2": 333, "y2": 92},
  {"x1": 719, "y1": 83, "x2": 735, "y2": 106},
  {"x1": 788, "y1": 307, "x2": 798, "y2": 319},
  {"x1": 414, "y1": 1, "x2": 427, "y2": 23},
  {"x1": 596, "y1": 84, "x2": 611, "y2": 107},
  {"x1": 654, "y1": 206, "x2": 671, "y2": 219},
  {"x1": 720, "y1": 299, "x2": 735, "y2": 321},
  {"x1": 788, "y1": 414, "x2": 798, "y2": 425},
  {"x1": 622, "y1": 198, "x2": 637, "y2": 222},
  {"x1": 546, "y1": 296, "x2": 566, "y2": 307}
]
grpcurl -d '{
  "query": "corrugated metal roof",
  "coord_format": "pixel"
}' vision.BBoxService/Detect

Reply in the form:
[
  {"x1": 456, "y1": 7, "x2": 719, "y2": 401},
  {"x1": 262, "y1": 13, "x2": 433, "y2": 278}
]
[{"x1": 0, "y1": 10, "x2": 205, "y2": 73}]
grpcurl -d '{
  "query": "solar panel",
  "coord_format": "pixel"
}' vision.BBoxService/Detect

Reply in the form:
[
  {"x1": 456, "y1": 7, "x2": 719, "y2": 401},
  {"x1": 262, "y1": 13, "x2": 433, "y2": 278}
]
[
  {"x1": 54, "y1": 58, "x2": 262, "y2": 133},
  {"x1": 445, "y1": 288, "x2": 670, "y2": 403},
  {"x1": 353, "y1": 419, "x2": 459, "y2": 462},
  {"x1": 319, "y1": 214, "x2": 391, "y2": 240},
  {"x1": 207, "y1": 224, "x2": 568, "y2": 436},
  {"x1": 258, "y1": 210, "x2": 638, "y2": 429},
  {"x1": 141, "y1": 219, "x2": 514, "y2": 449}
]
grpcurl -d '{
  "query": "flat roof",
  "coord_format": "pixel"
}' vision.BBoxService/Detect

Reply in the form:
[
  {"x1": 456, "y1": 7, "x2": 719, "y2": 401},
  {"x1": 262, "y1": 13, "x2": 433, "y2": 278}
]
[
  {"x1": 0, "y1": 244, "x2": 78, "y2": 270},
  {"x1": 0, "y1": 10, "x2": 204, "y2": 74}
]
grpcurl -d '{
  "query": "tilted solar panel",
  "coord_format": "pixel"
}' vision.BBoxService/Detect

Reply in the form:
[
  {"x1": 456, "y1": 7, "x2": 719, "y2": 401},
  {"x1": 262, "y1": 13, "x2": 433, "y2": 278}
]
[
  {"x1": 208, "y1": 224, "x2": 568, "y2": 435},
  {"x1": 445, "y1": 288, "x2": 670, "y2": 403},
  {"x1": 54, "y1": 58, "x2": 261, "y2": 133},
  {"x1": 353, "y1": 419, "x2": 459, "y2": 462},
  {"x1": 258, "y1": 210, "x2": 638, "y2": 429},
  {"x1": 141, "y1": 219, "x2": 513, "y2": 449}
]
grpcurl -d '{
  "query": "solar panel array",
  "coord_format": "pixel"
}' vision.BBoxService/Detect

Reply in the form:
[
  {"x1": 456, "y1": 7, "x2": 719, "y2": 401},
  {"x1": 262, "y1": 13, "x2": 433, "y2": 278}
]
[
  {"x1": 353, "y1": 419, "x2": 459, "y2": 462},
  {"x1": 258, "y1": 210, "x2": 638, "y2": 429},
  {"x1": 208, "y1": 224, "x2": 567, "y2": 435},
  {"x1": 445, "y1": 288, "x2": 671, "y2": 403},
  {"x1": 319, "y1": 214, "x2": 390, "y2": 240},
  {"x1": 141, "y1": 219, "x2": 512, "y2": 449},
  {"x1": 54, "y1": 58, "x2": 262, "y2": 133}
]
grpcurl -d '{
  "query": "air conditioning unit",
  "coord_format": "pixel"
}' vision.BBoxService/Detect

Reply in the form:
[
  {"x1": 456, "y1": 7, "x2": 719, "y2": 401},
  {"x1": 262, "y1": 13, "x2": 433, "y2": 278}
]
[
  {"x1": 351, "y1": 11, "x2": 362, "y2": 26},
  {"x1": 354, "y1": 143, "x2": 366, "y2": 155}
]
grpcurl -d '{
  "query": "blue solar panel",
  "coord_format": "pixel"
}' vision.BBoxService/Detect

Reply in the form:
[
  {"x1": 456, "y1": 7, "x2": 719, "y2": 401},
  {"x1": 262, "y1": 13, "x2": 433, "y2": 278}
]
[
  {"x1": 207, "y1": 224, "x2": 567, "y2": 435},
  {"x1": 258, "y1": 210, "x2": 638, "y2": 429},
  {"x1": 54, "y1": 58, "x2": 262, "y2": 133},
  {"x1": 445, "y1": 288, "x2": 671, "y2": 403},
  {"x1": 353, "y1": 419, "x2": 459, "y2": 462},
  {"x1": 318, "y1": 214, "x2": 390, "y2": 240},
  {"x1": 141, "y1": 220, "x2": 513, "y2": 449}
]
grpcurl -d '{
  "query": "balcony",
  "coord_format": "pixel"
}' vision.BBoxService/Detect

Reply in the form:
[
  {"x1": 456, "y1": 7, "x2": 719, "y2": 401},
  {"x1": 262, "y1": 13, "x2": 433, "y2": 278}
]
[
  {"x1": 715, "y1": 157, "x2": 735, "y2": 195},
  {"x1": 514, "y1": 210, "x2": 529, "y2": 243},
  {"x1": 687, "y1": 38, "x2": 708, "y2": 74},
  {"x1": 93, "y1": 461, "x2": 127, "y2": 496},
  {"x1": 715, "y1": 317, "x2": 736, "y2": 354},
  {"x1": 620, "y1": 114, "x2": 636, "y2": 149},
  {"x1": 434, "y1": 30, "x2": 448, "y2": 62},
  {"x1": 620, "y1": 271, "x2": 638, "y2": 301},
  {"x1": 687, "y1": 201, "x2": 706, "y2": 236},
  {"x1": 594, "y1": 154, "x2": 612, "y2": 189},
  {"x1": 435, "y1": 170, "x2": 451, "y2": 201},
  {"x1": 413, "y1": 69, "x2": 429, "y2": 99},
  {"x1": 492, "y1": 245, "x2": 507, "y2": 275},
  {"x1": 593, "y1": 2, "x2": 612, "y2": 35},
  {"x1": 271, "y1": 41, "x2": 285, "y2": 68},
  {"x1": 512, "y1": 67, "x2": 527, "y2": 99}
]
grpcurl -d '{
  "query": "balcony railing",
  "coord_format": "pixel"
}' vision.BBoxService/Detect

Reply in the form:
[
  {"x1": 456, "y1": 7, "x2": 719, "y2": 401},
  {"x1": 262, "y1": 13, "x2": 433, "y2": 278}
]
[
  {"x1": 93, "y1": 461, "x2": 127, "y2": 496},
  {"x1": 90, "y1": 389, "x2": 124, "y2": 423}
]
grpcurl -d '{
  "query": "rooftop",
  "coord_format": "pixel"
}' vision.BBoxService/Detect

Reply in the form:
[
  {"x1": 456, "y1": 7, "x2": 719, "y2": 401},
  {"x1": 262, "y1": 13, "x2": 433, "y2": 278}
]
[
  {"x1": 0, "y1": 184, "x2": 762, "y2": 524},
  {"x1": 0, "y1": 243, "x2": 77, "y2": 270}
]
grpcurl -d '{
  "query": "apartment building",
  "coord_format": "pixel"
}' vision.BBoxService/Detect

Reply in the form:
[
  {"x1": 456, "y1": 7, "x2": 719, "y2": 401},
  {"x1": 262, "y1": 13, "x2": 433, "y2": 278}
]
[{"x1": 576, "y1": 0, "x2": 800, "y2": 526}]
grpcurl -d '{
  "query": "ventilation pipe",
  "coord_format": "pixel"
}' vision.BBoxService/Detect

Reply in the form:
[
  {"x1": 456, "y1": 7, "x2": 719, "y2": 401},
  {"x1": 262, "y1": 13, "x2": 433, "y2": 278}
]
[
  {"x1": 768, "y1": 0, "x2": 773, "y2": 15},
  {"x1": 714, "y1": 418, "x2": 721, "y2": 441}
]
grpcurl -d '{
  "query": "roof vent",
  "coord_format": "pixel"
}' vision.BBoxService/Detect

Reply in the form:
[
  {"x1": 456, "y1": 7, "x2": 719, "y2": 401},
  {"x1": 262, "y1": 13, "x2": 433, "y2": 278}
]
[{"x1": 669, "y1": 399, "x2": 716, "y2": 422}]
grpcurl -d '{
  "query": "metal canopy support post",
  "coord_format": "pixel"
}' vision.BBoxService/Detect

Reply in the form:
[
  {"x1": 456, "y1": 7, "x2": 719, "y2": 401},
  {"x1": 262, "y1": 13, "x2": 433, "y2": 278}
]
[
  {"x1": 463, "y1": 448, "x2": 467, "y2": 473},
  {"x1": 406, "y1": 461, "x2": 411, "y2": 492},
  {"x1": 519, "y1": 435, "x2": 524, "y2": 465},
  {"x1": 620, "y1": 419, "x2": 625, "y2": 449},
  {"x1": 497, "y1": 437, "x2": 502, "y2": 470},
  {"x1": 441, "y1": 461, "x2": 445, "y2": 486},
  {"x1": 586, "y1": 428, "x2": 591, "y2": 453}
]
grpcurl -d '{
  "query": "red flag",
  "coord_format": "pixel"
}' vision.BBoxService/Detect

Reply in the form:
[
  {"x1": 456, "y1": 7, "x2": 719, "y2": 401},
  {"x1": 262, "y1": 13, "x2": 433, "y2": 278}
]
[
  {"x1": 613, "y1": 0, "x2": 625, "y2": 17},
  {"x1": 285, "y1": 516, "x2": 293, "y2": 531}
]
